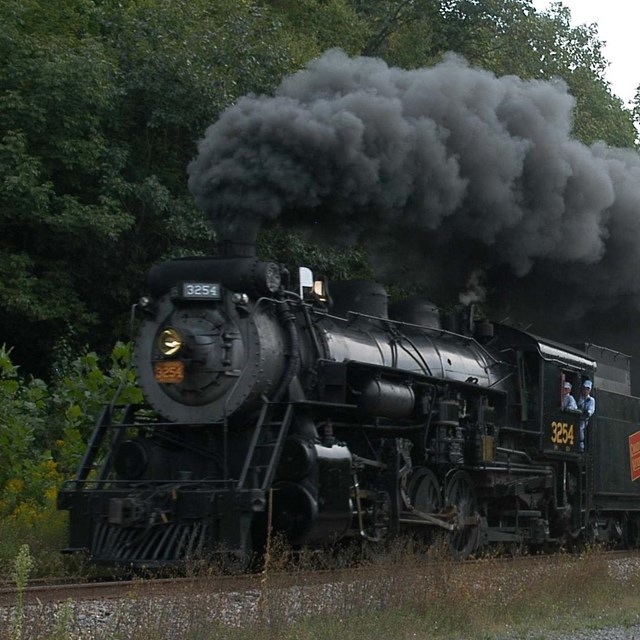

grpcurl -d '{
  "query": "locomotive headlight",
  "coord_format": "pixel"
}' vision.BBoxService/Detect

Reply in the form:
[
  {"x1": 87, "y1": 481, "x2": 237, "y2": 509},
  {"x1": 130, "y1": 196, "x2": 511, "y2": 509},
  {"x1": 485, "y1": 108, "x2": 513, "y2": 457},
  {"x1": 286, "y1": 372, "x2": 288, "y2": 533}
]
[{"x1": 158, "y1": 327, "x2": 183, "y2": 356}]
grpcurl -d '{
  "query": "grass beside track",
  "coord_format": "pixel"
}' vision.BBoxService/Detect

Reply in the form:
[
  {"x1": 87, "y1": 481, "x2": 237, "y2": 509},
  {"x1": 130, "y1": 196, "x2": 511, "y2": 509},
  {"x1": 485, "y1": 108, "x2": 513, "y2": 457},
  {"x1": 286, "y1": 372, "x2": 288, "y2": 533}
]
[{"x1": 2, "y1": 541, "x2": 640, "y2": 639}]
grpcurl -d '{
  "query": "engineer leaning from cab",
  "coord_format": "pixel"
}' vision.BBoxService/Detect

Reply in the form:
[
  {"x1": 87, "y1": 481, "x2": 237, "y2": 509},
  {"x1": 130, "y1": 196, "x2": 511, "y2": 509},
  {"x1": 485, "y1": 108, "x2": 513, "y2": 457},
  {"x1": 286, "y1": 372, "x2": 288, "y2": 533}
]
[{"x1": 578, "y1": 380, "x2": 596, "y2": 452}]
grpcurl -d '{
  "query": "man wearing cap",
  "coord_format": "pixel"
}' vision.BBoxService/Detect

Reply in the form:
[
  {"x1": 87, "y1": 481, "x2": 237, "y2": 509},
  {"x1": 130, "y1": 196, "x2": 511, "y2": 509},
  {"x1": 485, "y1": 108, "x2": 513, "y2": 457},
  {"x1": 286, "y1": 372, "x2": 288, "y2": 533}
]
[
  {"x1": 562, "y1": 382, "x2": 577, "y2": 410},
  {"x1": 577, "y1": 380, "x2": 595, "y2": 451}
]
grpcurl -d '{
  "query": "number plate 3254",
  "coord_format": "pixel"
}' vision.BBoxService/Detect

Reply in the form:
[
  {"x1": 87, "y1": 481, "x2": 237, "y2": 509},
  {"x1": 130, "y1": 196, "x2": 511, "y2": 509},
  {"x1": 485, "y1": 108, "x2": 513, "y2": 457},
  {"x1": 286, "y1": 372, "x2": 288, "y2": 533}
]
[
  {"x1": 154, "y1": 361, "x2": 184, "y2": 383},
  {"x1": 550, "y1": 421, "x2": 575, "y2": 446}
]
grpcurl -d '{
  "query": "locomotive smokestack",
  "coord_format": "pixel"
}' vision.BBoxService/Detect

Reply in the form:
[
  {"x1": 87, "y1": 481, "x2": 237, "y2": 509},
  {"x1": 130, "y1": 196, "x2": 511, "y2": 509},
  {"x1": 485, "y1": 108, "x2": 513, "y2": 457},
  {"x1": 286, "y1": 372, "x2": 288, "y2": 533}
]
[{"x1": 215, "y1": 217, "x2": 260, "y2": 258}]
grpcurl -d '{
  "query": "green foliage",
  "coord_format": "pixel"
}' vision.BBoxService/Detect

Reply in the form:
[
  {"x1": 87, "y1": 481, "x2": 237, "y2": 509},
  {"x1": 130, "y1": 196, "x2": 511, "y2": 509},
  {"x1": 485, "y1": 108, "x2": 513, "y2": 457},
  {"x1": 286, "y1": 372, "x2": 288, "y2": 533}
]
[
  {"x1": 0, "y1": 0, "x2": 131, "y2": 373},
  {"x1": 104, "y1": 0, "x2": 305, "y2": 176},
  {"x1": 0, "y1": 342, "x2": 141, "y2": 574},
  {"x1": 0, "y1": 346, "x2": 51, "y2": 507},
  {"x1": 50, "y1": 342, "x2": 143, "y2": 475},
  {"x1": 0, "y1": 502, "x2": 68, "y2": 578},
  {"x1": 0, "y1": 0, "x2": 309, "y2": 376},
  {"x1": 258, "y1": 227, "x2": 373, "y2": 281},
  {"x1": 0, "y1": 343, "x2": 141, "y2": 519},
  {"x1": 634, "y1": 86, "x2": 640, "y2": 140},
  {"x1": 265, "y1": 0, "x2": 368, "y2": 56}
]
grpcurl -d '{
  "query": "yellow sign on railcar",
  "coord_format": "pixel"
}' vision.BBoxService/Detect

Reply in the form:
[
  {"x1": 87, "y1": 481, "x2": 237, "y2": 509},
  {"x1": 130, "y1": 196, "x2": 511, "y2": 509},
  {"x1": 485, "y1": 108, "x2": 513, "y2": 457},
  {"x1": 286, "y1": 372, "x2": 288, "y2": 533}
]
[
  {"x1": 629, "y1": 431, "x2": 640, "y2": 482},
  {"x1": 154, "y1": 360, "x2": 184, "y2": 384},
  {"x1": 550, "y1": 421, "x2": 575, "y2": 447}
]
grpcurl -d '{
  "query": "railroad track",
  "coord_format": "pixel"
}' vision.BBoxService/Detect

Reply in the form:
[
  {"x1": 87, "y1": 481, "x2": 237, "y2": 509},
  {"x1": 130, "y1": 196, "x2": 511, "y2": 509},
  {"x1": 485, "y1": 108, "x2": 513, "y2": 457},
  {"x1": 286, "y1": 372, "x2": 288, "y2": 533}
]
[
  {"x1": 2, "y1": 548, "x2": 638, "y2": 609},
  {"x1": 0, "y1": 574, "x2": 262, "y2": 608}
]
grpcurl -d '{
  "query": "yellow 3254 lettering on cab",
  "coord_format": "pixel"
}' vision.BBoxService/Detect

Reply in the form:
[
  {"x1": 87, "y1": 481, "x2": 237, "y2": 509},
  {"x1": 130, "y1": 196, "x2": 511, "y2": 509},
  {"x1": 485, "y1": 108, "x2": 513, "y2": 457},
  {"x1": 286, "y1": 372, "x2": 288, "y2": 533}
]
[{"x1": 551, "y1": 421, "x2": 575, "y2": 446}]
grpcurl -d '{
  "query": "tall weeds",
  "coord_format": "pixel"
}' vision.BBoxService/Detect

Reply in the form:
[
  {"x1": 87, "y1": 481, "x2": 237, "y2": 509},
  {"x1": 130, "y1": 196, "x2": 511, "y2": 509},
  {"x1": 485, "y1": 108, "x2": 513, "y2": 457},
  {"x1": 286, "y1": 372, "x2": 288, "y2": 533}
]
[
  {"x1": 2, "y1": 544, "x2": 640, "y2": 640},
  {"x1": 10, "y1": 545, "x2": 33, "y2": 640}
]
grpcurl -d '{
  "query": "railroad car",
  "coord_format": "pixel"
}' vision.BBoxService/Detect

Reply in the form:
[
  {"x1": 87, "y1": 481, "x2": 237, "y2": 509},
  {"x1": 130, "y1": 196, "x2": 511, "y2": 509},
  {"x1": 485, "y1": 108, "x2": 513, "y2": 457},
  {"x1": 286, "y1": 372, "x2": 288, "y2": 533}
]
[{"x1": 58, "y1": 233, "x2": 640, "y2": 568}]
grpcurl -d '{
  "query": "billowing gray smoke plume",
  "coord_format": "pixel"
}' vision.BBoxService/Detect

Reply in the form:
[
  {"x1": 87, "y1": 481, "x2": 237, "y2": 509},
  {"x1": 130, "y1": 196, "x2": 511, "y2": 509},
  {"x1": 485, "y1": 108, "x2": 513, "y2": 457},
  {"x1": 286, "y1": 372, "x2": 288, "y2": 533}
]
[{"x1": 189, "y1": 49, "x2": 640, "y2": 370}]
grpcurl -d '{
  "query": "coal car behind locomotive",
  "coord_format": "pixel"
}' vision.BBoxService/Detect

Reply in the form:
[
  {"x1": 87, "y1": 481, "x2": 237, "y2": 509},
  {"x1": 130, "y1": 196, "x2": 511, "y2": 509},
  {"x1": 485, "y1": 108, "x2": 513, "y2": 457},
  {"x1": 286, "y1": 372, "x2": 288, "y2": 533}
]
[{"x1": 58, "y1": 242, "x2": 640, "y2": 567}]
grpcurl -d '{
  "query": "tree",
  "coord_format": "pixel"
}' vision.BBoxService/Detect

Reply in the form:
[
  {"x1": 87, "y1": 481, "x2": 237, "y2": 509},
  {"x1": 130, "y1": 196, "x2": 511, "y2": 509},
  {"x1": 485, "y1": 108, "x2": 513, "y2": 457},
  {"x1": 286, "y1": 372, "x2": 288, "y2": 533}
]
[
  {"x1": 338, "y1": 0, "x2": 441, "y2": 59},
  {"x1": 0, "y1": 0, "x2": 132, "y2": 373},
  {"x1": 346, "y1": 0, "x2": 636, "y2": 148},
  {"x1": 263, "y1": 0, "x2": 368, "y2": 56},
  {"x1": 0, "y1": 0, "x2": 311, "y2": 376}
]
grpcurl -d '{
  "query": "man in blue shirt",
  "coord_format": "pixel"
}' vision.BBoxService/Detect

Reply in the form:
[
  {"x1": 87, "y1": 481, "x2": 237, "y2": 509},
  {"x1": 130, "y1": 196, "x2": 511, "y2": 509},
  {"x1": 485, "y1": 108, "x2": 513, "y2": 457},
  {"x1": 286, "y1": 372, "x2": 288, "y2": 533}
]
[
  {"x1": 562, "y1": 382, "x2": 577, "y2": 410},
  {"x1": 577, "y1": 380, "x2": 596, "y2": 452}
]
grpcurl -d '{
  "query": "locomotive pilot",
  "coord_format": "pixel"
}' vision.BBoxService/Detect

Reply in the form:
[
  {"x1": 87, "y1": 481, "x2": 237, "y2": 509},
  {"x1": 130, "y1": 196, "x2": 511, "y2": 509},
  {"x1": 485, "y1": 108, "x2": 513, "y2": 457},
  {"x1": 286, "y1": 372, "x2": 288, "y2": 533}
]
[
  {"x1": 577, "y1": 380, "x2": 595, "y2": 451},
  {"x1": 562, "y1": 381, "x2": 577, "y2": 410}
]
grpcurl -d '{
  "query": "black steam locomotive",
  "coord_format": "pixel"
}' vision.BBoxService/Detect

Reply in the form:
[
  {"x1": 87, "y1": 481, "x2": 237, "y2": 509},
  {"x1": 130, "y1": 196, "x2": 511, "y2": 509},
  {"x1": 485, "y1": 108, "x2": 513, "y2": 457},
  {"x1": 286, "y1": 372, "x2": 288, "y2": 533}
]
[{"x1": 58, "y1": 234, "x2": 640, "y2": 568}]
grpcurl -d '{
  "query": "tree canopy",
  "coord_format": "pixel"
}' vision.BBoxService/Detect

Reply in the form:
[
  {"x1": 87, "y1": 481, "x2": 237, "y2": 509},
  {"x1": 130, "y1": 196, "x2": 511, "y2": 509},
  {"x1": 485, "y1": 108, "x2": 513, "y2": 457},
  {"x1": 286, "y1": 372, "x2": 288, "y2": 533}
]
[{"x1": 0, "y1": 0, "x2": 637, "y2": 376}]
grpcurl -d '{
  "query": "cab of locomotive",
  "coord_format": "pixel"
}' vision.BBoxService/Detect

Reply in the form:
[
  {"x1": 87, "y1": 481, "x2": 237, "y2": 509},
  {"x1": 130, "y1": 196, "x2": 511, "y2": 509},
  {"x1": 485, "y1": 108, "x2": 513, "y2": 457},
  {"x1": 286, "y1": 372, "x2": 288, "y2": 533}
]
[
  {"x1": 494, "y1": 325, "x2": 596, "y2": 455},
  {"x1": 538, "y1": 347, "x2": 595, "y2": 455}
]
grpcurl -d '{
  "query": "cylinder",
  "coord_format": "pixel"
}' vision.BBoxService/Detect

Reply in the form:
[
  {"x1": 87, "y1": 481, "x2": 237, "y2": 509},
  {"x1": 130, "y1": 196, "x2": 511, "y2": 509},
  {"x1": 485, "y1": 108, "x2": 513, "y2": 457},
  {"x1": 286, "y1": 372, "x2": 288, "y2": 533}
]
[
  {"x1": 271, "y1": 482, "x2": 318, "y2": 543},
  {"x1": 272, "y1": 443, "x2": 352, "y2": 546},
  {"x1": 277, "y1": 436, "x2": 317, "y2": 481},
  {"x1": 359, "y1": 379, "x2": 415, "y2": 418}
]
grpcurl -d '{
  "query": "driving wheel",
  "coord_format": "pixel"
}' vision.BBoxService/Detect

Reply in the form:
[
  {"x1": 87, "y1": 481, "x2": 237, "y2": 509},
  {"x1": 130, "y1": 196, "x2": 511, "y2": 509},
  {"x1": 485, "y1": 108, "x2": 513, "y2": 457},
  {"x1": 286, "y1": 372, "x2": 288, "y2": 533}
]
[
  {"x1": 444, "y1": 470, "x2": 480, "y2": 558},
  {"x1": 408, "y1": 467, "x2": 442, "y2": 544},
  {"x1": 409, "y1": 467, "x2": 442, "y2": 513}
]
